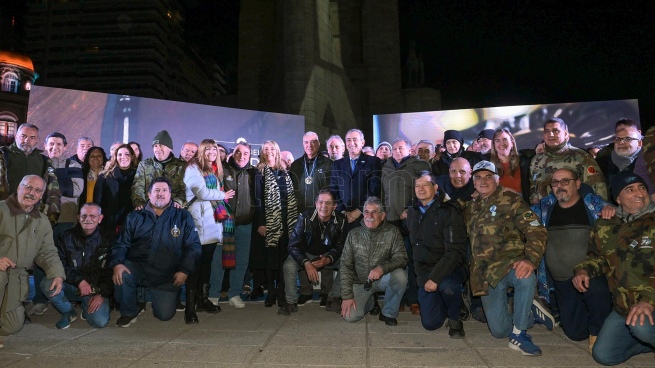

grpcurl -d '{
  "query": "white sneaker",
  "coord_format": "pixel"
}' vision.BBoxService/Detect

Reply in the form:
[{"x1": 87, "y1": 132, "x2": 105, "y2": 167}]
[
  {"x1": 29, "y1": 303, "x2": 48, "y2": 315},
  {"x1": 228, "y1": 295, "x2": 246, "y2": 308}
]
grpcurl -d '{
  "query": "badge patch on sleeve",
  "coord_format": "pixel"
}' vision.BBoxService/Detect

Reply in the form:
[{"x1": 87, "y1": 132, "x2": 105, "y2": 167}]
[
  {"x1": 587, "y1": 166, "x2": 596, "y2": 175},
  {"x1": 522, "y1": 211, "x2": 534, "y2": 220}
]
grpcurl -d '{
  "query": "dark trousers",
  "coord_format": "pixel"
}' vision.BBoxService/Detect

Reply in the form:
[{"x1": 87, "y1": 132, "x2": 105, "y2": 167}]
[
  {"x1": 187, "y1": 243, "x2": 217, "y2": 290},
  {"x1": 417, "y1": 268, "x2": 465, "y2": 330},
  {"x1": 553, "y1": 276, "x2": 613, "y2": 341}
]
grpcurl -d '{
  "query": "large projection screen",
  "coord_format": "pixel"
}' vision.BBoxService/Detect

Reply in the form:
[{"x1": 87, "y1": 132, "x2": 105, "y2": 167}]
[
  {"x1": 26, "y1": 86, "x2": 305, "y2": 164},
  {"x1": 373, "y1": 99, "x2": 639, "y2": 151}
]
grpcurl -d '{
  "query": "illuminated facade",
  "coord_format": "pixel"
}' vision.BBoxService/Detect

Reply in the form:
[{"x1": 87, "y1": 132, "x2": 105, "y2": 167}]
[{"x1": 0, "y1": 50, "x2": 37, "y2": 145}]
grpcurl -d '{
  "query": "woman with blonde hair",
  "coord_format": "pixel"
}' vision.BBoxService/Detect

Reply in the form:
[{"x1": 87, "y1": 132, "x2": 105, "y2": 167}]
[
  {"x1": 251, "y1": 140, "x2": 298, "y2": 309},
  {"x1": 489, "y1": 128, "x2": 534, "y2": 202},
  {"x1": 94, "y1": 144, "x2": 138, "y2": 234},
  {"x1": 183, "y1": 139, "x2": 235, "y2": 323}
]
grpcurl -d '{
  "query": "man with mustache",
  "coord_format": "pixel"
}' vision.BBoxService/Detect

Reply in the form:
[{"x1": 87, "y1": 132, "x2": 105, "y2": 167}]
[
  {"x1": 0, "y1": 175, "x2": 65, "y2": 348},
  {"x1": 110, "y1": 177, "x2": 201, "y2": 327},
  {"x1": 573, "y1": 172, "x2": 655, "y2": 365},
  {"x1": 532, "y1": 168, "x2": 612, "y2": 353}
]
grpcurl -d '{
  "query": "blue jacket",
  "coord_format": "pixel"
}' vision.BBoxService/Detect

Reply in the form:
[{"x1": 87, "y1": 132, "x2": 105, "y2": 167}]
[
  {"x1": 531, "y1": 183, "x2": 606, "y2": 226},
  {"x1": 109, "y1": 202, "x2": 201, "y2": 291},
  {"x1": 329, "y1": 154, "x2": 381, "y2": 212}
]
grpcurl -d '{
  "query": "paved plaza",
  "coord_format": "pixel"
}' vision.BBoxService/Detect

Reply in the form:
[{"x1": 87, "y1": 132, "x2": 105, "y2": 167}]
[{"x1": 1, "y1": 299, "x2": 653, "y2": 367}]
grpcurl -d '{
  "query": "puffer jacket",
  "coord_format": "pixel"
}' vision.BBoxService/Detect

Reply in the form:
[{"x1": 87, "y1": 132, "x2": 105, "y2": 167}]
[
  {"x1": 340, "y1": 220, "x2": 408, "y2": 300},
  {"x1": 287, "y1": 209, "x2": 346, "y2": 266},
  {"x1": 183, "y1": 164, "x2": 227, "y2": 245}
]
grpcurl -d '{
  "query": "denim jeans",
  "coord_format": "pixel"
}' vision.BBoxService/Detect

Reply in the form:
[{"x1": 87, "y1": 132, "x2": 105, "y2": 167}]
[
  {"x1": 209, "y1": 223, "x2": 252, "y2": 299},
  {"x1": 32, "y1": 222, "x2": 76, "y2": 305},
  {"x1": 343, "y1": 268, "x2": 407, "y2": 323},
  {"x1": 593, "y1": 310, "x2": 655, "y2": 365},
  {"x1": 417, "y1": 268, "x2": 466, "y2": 330},
  {"x1": 480, "y1": 269, "x2": 536, "y2": 338},
  {"x1": 282, "y1": 254, "x2": 340, "y2": 304},
  {"x1": 114, "y1": 260, "x2": 178, "y2": 321},
  {"x1": 40, "y1": 278, "x2": 110, "y2": 328}
]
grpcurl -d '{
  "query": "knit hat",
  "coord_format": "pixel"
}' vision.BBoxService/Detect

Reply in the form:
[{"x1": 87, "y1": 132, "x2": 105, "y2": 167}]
[
  {"x1": 443, "y1": 130, "x2": 463, "y2": 144},
  {"x1": 477, "y1": 129, "x2": 495, "y2": 141},
  {"x1": 471, "y1": 160, "x2": 498, "y2": 175},
  {"x1": 610, "y1": 171, "x2": 648, "y2": 201},
  {"x1": 377, "y1": 141, "x2": 392, "y2": 151},
  {"x1": 152, "y1": 130, "x2": 173, "y2": 150}
]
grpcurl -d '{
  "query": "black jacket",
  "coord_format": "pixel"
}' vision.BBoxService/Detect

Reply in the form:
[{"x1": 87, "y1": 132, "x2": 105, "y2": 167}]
[
  {"x1": 56, "y1": 225, "x2": 114, "y2": 298},
  {"x1": 406, "y1": 194, "x2": 467, "y2": 286},
  {"x1": 329, "y1": 154, "x2": 382, "y2": 212},
  {"x1": 94, "y1": 167, "x2": 136, "y2": 233},
  {"x1": 287, "y1": 209, "x2": 347, "y2": 266},
  {"x1": 109, "y1": 203, "x2": 201, "y2": 291},
  {"x1": 290, "y1": 154, "x2": 333, "y2": 213}
]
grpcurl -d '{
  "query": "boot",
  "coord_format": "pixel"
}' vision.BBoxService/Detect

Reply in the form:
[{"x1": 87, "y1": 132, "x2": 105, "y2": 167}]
[
  {"x1": 197, "y1": 283, "x2": 220, "y2": 313},
  {"x1": 184, "y1": 288, "x2": 199, "y2": 324}
]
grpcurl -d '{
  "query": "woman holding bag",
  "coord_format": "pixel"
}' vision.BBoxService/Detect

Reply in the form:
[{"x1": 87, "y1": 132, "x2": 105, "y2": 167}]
[{"x1": 183, "y1": 139, "x2": 235, "y2": 323}]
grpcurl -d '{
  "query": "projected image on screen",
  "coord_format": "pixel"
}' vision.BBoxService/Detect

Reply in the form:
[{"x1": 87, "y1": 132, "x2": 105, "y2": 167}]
[
  {"x1": 373, "y1": 100, "x2": 639, "y2": 151},
  {"x1": 24, "y1": 86, "x2": 305, "y2": 163}
]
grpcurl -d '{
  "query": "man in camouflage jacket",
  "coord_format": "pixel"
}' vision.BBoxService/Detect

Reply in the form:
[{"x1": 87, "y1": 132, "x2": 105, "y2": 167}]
[
  {"x1": 465, "y1": 161, "x2": 547, "y2": 356},
  {"x1": 529, "y1": 117, "x2": 607, "y2": 204},
  {"x1": 573, "y1": 171, "x2": 655, "y2": 365}
]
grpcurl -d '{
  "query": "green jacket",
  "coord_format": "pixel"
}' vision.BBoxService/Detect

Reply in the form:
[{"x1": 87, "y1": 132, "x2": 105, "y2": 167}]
[
  {"x1": 465, "y1": 186, "x2": 546, "y2": 296},
  {"x1": 131, "y1": 155, "x2": 186, "y2": 208},
  {"x1": 381, "y1": 156, "x2": 431, "y2": 221},
  {"x1": 575, "y1": 202, "x2": 655, "y2": 318},
  {"x1": 340, "y1": 220, "x2": 408, "y2": 300},
  {"x1": 644, "y1": 126, "x2": 655, "y2": 185},
  {"x1": 0, "y1": 195, "x2": 65, "y2": 312}
]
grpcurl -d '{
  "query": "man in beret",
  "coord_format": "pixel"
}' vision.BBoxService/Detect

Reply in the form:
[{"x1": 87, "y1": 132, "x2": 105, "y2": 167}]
[
  {"x1": 573, "y1": 171, "x2": 655, "y2": 365},
  {"x1": 131, "y1": 130, "x2": 186, "y2": 209}
]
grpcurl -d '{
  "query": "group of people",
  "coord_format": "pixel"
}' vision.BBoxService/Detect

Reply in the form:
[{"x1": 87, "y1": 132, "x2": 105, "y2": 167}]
[{"x1": 0, "y1": 117, "x2": 654, "y2": 366}]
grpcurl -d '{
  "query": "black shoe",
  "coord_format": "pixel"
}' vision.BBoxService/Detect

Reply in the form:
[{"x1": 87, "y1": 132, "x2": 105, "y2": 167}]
[
  {"x1": 277, "y1": 303, "x2": 298, "y2": 315},
  {"x1": 370, "y1": 299, "x2": 381, "y2": 316},
  {"x1": 378, "y1": 313, "x2": 398, "y2": 326},
  {"x1": 176, "y1": 297, "x2": 185, "y2": 312},
  {"x1": 448, "y1": 319, "x2": 465, "y2": 339},
  {"x1": 326, "y1": 297, "x2": 341, "y2": 313},
  {"x1": 184, "y1": 287, "x2": 199, "y2": 323},
  {"x1": 320, "y1": 294, "x2": 328, "y2": 307},
  {"x1": 297, "y1": 294, "x2": 313, "y2": 306},
  {"x1": 264, "y1": 294, "x2": 276, "y2": 308},
  {"x1": 197, "y1": 284, "x2": 220, "y2": 313},
  {"x1": 116, "y1": 315, "x2": 138, "y2": 327},
  {"x1": 184, "y1": 308, "x2": 199, "y2": 324},
  {"x1": 249, "y1": 287, "x2": 264, "y2": 300}
]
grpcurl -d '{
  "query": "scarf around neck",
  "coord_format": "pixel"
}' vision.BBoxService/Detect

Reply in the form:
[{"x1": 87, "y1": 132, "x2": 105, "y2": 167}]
[
  {"x1": 611, "y1": 147, "x2": 640, "y2": 171},
  {"x1": 263, "y1": 165, "x2": 298, "y2": 247}
]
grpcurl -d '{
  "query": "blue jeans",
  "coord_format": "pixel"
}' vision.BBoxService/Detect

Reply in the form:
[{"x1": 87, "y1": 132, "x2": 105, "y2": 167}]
[
  {"x1": 114, "y1": 260, "x2": 178, "y2": 321},
  {"x1": 32, "y1": 222, "x2": 76, "y2": 304},
  {"x1": 282, "y1": 254, "x2": 340, "y2": 304},
  {"x1": 481, "y1": 269, "x2": 536, "y2": 338},
  {"x1": 593, "y1": 310, "x2": 655, "y2": 365},
  {"x1": 209, "y1": 223, "x2": 252, "y2": 299},
  {"x1": 417, "y1": 268, "x2": 466, "y2": 330},
  {"x1": 40, "y1": 278, "x2": 110, "y2": 328},
  {"x1": 343, "y1": 268, "x2": 407, "y2": 323}
]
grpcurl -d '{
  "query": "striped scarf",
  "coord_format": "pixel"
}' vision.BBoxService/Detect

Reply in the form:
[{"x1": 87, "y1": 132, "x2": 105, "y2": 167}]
[{"x1": 263, "y1": 165, "x2": 298, "y2": 247}]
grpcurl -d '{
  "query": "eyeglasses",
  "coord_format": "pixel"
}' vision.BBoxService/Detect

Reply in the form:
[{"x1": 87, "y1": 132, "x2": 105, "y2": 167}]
[
  {"x1": 80, "y1": 214, "x2": 99, "y2": 220},
  {"x1": 551, "y1": 178, "x2": 575, "y2": 187},
  {"x1": 363, "y1": 210, "x2": 382, "y2": 216},
  {"x1": 613, "y1": 136, "x2": 640, "y2": 144},
  {"x1": 21, "y1": 183, "x2": 45, "y2": 194}
]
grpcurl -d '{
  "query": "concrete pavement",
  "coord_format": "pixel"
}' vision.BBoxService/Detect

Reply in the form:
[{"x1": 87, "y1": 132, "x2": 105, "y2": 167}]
[{"x1": 1, "y1": 299, "x2": 653, "y2": 367}]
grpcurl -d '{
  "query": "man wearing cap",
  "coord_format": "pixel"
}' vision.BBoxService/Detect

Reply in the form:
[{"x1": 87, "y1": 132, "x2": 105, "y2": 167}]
[
  {"x1": 477, "y1": 128, "x2": 495, "y2": 158},
  {"x1": 465, "y1": 160, "x2": 547, "y2": 356},
  {"x1": 529, "y1": 117, "x2": 607, "y2": 204},
  {"x1": 573, "y1": 171, "x2": 655, "y2": 365},
  {"x1": 431, "y1": 129, "x2": 480, "y2": 177},
  {"x1": 131, "y1": 130, "x2": 186, "y2": 209},
  {"x1": 532, "y1": 168, "x2": 612, "y2": 352}
]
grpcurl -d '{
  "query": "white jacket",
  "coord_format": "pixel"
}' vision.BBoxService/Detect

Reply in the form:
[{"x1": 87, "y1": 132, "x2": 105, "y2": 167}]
[{"x1": 183, "y1": 164, "x2": 226, "y2": 245}]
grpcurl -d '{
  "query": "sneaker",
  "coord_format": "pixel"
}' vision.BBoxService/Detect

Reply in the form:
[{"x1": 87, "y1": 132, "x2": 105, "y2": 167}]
[
  {"x1": 297, "y1": 294, "x2": 313, "y2": 306},
  {"x1": 531, "y1": 299, "x2": 555, "y2": 331},
  {"x1": 508, "y1": 331, "x2": 542, "y2": 356},
  {"x1": 116, "y1": 315, "x2": 138, "y2": 328},
  {"x1": 228, "y1": 295, "x2": 246, "y2": 308},
  {"x1": 448, "y1": 319, "x2": 465, "y2": 339},
  {"x1": 29, "y1": 303, "x2": 48, "y2": 315},
  {"x1": 378, "y1": 313, "x2": 398, "y2": 326},
  {"x1": 319, "y1": 294, "x2": 328, "y2": 307},
  {"x1": 326, "y1": 297, "x2": 341, "y2": 313},
  {"x1": 242, "y1": 284, "x2": 252, "y2": 295},
  {"x1": 176, "y1": 299, "x2": 185, "y2": 312},
  {"x1": 55, "y1": 309, "x2": 77, "y2": 329},
  {"x1": 277, "y1": 303, "x2": 298, "y2": 315}
]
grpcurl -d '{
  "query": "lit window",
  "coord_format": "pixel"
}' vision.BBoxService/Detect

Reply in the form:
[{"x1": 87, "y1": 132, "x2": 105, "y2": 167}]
[{"x1": 1, "y1": 72, "x2": 19, "y2": 93}]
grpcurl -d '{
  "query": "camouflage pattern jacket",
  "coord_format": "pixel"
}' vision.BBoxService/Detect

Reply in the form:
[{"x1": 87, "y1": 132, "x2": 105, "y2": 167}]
[
  {"x1": 131, "y1": 155, "x2": 186, "y2": 208},
  {"x1": 529, "y1": 141, "x2": 607, "y2": 204},
  {"x1": 644, "y1": 126, "x2": 655, "y2": 186},
  {"x1": 575, "y1": 202, "x2": 655, "y2": 318},
  {"x1": 465, "y1": 185, "x2": 546, "y2": 296},
  {"x1": 340, "y1": 220, "x2": 408, "y2": 300}
]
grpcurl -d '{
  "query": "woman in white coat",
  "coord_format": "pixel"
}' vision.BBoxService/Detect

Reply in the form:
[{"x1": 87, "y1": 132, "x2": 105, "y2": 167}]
[{"x1": 183, "y1": 139, "x2": 235, "y2": 323}]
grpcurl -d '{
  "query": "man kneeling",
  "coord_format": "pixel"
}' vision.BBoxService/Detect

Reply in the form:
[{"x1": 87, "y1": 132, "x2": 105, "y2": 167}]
[{"x1": 340, "y1": 197, "x2": 408, "y2": 326}]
